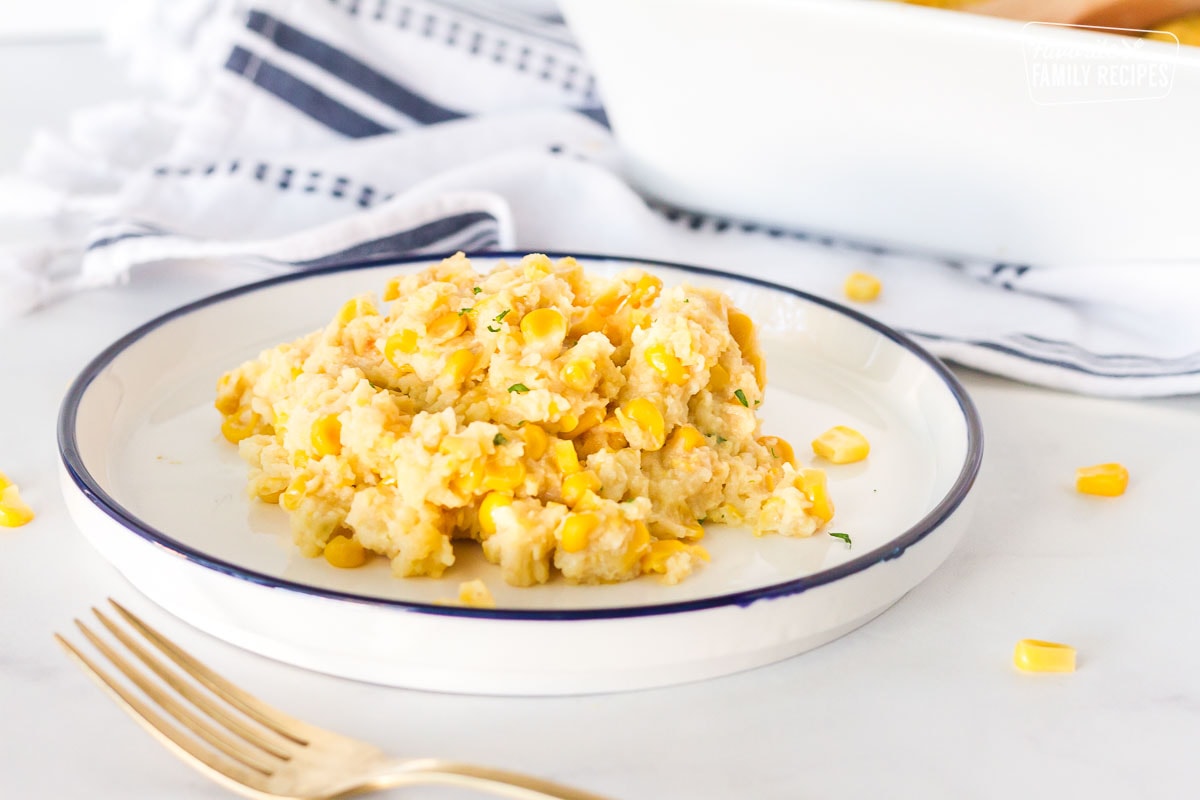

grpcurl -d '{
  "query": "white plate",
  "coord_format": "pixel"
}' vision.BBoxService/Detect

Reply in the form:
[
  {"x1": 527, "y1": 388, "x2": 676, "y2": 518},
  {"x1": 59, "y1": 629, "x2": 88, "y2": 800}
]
[{"x1": 59, "y1": 253, "x2": 982, "y2": 695}]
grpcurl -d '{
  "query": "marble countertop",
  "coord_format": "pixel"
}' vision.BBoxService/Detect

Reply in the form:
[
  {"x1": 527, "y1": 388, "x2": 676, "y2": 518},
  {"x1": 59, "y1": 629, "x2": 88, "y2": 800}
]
[{"x1": 3, "y1": 39, "x2": 1198, "y2": 800}]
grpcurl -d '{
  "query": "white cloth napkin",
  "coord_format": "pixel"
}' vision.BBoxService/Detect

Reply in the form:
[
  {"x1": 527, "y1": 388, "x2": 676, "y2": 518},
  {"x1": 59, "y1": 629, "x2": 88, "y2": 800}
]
[{"x1": 3, "y1": 0, "x2": 1198, "y2": 397}]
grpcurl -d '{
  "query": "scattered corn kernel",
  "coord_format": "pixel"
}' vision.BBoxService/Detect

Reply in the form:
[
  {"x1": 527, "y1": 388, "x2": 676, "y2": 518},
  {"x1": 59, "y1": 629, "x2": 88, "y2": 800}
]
[
  {"x1": 559, "y1": 511, "x2": 601, "y2": 553},
  {"x1": 478, "y1": 491, "x2": 513, "y2": 537},
  {"x1": 553, "y1": 439, "x2": 582, "y2": 474},
  {"x1": 482, "y1": 460, "x2": 526, "y2": 492},
  {"x1": 337, "y1": 297, "x2": 376, "y2": 325},
  {"x1": 708, "y1": 362, "x2": 730, "y2": 390},
  {"x1": 445, "y1": 348, "x2": 477, "y2": 385},
  {"x1": 1076, "y1": 463, "x2": 1129, "y2": 497},
  {"x1": 520, "y1": 307, "x2": 567, "y2": 347},
  {"x1": 521, "y1": 425, "x2": 549, "y2": 460},
  {"x1": 220, "y1": 408, "x2": 261, "y2": 444},
  {"x1": 622, "y1": 520, "x2": 653, "y2": 569},
  {"x1": 383, "y1": 278, "x2": 401, "y2": 301},
  {"x1": 311, "y1": 414, "x2": 342, "y2": 457},
  {"x1": 796, "y1": 468, "x2": 834, "y2": 523},
  {"x1": 1013, "y1": 639, "x2": 1076, "y2": 673},
  {"x1": 728, "y1": 310, "x2": 756, "y2": 354},
  {"x1": 812, "y1": 425, "x2": 870, "y2": 464},
  {"x1": 561, "y1": 471, "x2": 602, "y2": 506},
  {"x1": 671, "y1": 425, "x2": 706, "y2": 451},
  {"x1": 324, "y1": 535, "x2": 368, "y2": 568},
  {"x1": 561, "y1": 407, "x2": 604, "y2": 440},
  {"x1": 457, "y1": 579, "x2": 496, "y2": 608},
  {"x1": 280, "y1": 475, "x2": 307, "y2": 511},
  {"x1": 0, "y1": 485, "x2": 34, "y2": 528},
  {"x1": 844, "y1": 271, "x2": 882, "y2": 302},
  {"x1": 427, "y1": 311, "x2": 467, "y2": 341},
  {"x1": 758, "y1": 435, "x2": 796, "y2": 466},
  {"x1": 560, "y1": 358, "x2": 596, "y2": 392},
  {"x1": 214, "y1": 372, "x2": 244, "y2": 415},
  {"x1": 644, "y1": 344, "x2": 687, "y2": 385},
  {"x1": 384, "y1": 329, "x2": 419, "y2": 368},
  {"x1": 450, "y1": 458, "x2": 486, "y2": 497},
  {"x1": 629, "y1": 273, "x2": 663, "y2": 306},
  {"x1": 641, "y1": 539, "x2": 710, "y2": 574},
  {"x1": 619, "y1": 398, "x2": 666, "y2": 451}
]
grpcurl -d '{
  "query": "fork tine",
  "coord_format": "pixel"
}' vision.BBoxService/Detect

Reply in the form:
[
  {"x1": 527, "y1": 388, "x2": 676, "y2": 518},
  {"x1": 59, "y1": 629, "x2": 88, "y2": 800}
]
[
  {"x1": 109, "y1": 600, "x2": 309, "y2": 745},
  {"x1": 54, "y1": 633, "x2": 269, "y2": 797},
  {"x1": 92, "y1": 608, "x2": 296, "y2": 762},
  {"x1": 74, "y1": 619, "x2": 279, "y2": 776}
]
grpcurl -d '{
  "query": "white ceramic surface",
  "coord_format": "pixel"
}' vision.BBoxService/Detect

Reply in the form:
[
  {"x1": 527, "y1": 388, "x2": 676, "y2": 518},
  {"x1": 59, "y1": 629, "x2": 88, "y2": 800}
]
[
  {"x1": 59, "y1": 253, "x2": 981, "y2": 695},
  {"x1": 560, "y1": 0, "x2": 1199, "y2": 264}
]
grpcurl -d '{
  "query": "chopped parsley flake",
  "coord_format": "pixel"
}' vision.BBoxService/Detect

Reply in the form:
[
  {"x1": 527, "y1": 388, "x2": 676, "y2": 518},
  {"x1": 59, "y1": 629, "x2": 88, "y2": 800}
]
[
  {"x1": 829, "y1": 532, "x2": 852, "y2": 548},
  {"x1": 507, "y1": 383, "x2": 530, "y2": 394},
  {"x1": 493, "y1": 433, "x2": 508, "y2": 446},
  {"x1": 517, "y1": 420, "x2": 528, "y2": 427},
  {"x1": 734, "y1": 389, "x2": 749, "y2": 407},
  {"x1": 458, "y1": 306, "x2": 475, "y2": 316},
  {"x1": 472, "y1": 286, "x2": 482, "y2": 295},
  {"x1": 494, "y1": 309, "x2": 510, "y2": 322},
  {"x1": 487, "y1": 324, "x2": 501, "y2": 333},
  {"x1": 770, "y1": 447, "x2": 778, "y2": 458},
  {"x1": 716, "y1": 435, "x2": 728, "y2": 444}
]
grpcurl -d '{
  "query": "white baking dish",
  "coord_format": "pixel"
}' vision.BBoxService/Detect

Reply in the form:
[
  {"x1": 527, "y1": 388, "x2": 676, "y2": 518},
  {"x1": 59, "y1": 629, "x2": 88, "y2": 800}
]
[{"x1": 560, "y1": 0, "x2": 1198, "y2": 264}]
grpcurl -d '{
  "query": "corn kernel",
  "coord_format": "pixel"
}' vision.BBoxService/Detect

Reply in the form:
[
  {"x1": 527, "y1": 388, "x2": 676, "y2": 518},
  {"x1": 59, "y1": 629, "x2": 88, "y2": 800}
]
[
  {"x1": 561, "y1": 407, "x2": 604, "y2": 440},
  {"x1": 570, "y1": 308, "x2": 606, "y2": 337},
  {"x1": 384, "y1": 329, "x2": 419, "y2": 368},
  {"x1": 812, "y1": 425, "x2": 870, "y2": 464},
  {"x1": 728, "y1": 310, "x2": 756, "y2": 353},
  {"x1": 445, "y1": 348, "x2": 477, "y2": 385},
  {"x1": 0, "y1": 485, "x2": 34, "y2": 528},
  {"x1": 324, "y1": 535, "x2": 367, "y2": 569},
  {"x1": 519, "y1": 308, "x2": 567, "y2": 345},
  {"x1": 644, "y1": 344, "x2": 687, "y2": 385},
  {"x1": 427, "y1": 311, "x2": 467, "y2": 341},
  {"x1": 708, "y1": 362, "x2": 730, "y2": 391},
  {"x1": 593, "y1": 286, "x2": 626, "y2": 316},
  {"x1": 629, "y1": 273, "x2": 663, "y2": 306},
  {"x1": 478, "y1": 491, "x2": 513, "y2": 537},
  {"x1": 553, "y1": 439, "x2": 582, "y2": 474},
  {"x1": 383, "y1": 278, "x2": 401, "y2": 301},
  {"x1": 559, "y1": 511, "x2": 600, "y2": 553},
  {"x1": 671, "y1": 425, "x2": 706, "y2": 451},
  {"x1": 758, "y1": 435, "x2": 796, "y2": 466},
  {"x1": 1013, "y1": 639, "x2": 1076, "y2": 673},
  {"x1": 749, "y1": 351, "x2": 766, "y2": 391},
  {"x1": 560, "y1": 358, "x2": 596, "y2": 392},
  {"x1": 214, "y1": 372, "x2": 244, "y2": 415},
  {"x1": 561, "y1": 471, "x2": 602, "y2": 506},
  {"x1": 618, "y1": 398, "x2": 665, "y2": 451},
  {"x1": 457, "y1": 579, "x2": 495, "y2": 608},
  {"x1": 844, "y1": 271, "x2": 882, "y2": 302},
  {"x1": 220, "y1": 408, "x2": 261, "y2": 444},
  {"x1": 337, "y1": 297, "x2": 375, "y2": 325},
  {"x1": 450, "y1": 458, "x2": 486, "y2": 497},
  {"x1": 280, "y1": 475, "x2": 307, "y2": 511},
  {"x1": 623, "y1": 520, "x2": 653, "y2": 569},
  {"x1": 796, "y1": 468, "x2": 834, "y2": 523},
  {"x1": 521, "y1": 425, "x2": 549, "y2": 460},
  {"x1": 483, "y1": 460, "x2": 526, "y2": 492},
  {"x1": 310, "y1": 414, "x2": 342, "y2": 457},
  {"x1": 642, "y1": 540, "x2": 710, "y2": 574},
  {"x1": 1076, "y1": 463, "x2": 1129, "y2": 497}
]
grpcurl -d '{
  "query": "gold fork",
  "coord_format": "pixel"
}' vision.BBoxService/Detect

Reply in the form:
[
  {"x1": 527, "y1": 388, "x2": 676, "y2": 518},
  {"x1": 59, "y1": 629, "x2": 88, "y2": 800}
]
[{"x1": 55, "y1": 600, "x2": 611, "y2": 800}]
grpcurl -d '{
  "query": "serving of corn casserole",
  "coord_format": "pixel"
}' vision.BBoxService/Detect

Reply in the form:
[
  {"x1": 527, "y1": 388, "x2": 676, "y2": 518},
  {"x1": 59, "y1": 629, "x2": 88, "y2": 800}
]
[{"x1": 214, "y1": 253, "x2": 832, "y2": 587}]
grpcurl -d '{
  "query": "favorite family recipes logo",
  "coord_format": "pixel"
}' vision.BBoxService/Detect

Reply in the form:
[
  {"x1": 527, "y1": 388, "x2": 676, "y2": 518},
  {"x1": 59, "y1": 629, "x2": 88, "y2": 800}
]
[{"x1": 1023, "y1": 22, "x2": 1178, "y2": 104}]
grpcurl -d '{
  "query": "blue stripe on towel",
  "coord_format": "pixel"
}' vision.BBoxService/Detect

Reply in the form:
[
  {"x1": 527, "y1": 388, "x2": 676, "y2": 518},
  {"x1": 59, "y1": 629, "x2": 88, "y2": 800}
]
[
  {"x1": 246, "y1": 10, "x2": 466, "y2": 125},
  {"x1": 224, "y1": 45, "x2": 392, "y2": 137},
  {"x1": 293, "y1": 211, "x2": 499, "y2": 267}
]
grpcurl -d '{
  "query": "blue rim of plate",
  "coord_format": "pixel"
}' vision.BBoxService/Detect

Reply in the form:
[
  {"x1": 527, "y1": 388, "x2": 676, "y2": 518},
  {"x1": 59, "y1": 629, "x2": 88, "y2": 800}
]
[{"x1": 59, "y1": 251, "x2": 983, "y2": 621}]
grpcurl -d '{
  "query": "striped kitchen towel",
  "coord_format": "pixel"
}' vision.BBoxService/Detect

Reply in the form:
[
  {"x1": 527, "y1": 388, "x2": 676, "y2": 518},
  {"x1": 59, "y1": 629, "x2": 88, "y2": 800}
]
[{"x1": 1, "y1": 0, "x2": 1197, "y2": 397}]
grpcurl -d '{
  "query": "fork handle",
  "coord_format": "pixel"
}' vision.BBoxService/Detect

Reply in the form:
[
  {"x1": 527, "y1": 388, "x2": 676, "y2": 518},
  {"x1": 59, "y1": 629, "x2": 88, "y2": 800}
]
[{"x1": 356, "y1": 757, "x2": 612, "y2": 800}]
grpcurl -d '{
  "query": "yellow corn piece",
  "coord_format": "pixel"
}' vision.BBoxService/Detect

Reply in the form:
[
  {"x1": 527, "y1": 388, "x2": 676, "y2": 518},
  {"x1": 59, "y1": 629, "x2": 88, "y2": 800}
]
[
  {"x1": 682, "y1": 519, "x2": 705, "y2": 541},
  {"x1": 671, "y1": 425, "x2": 706, "y2": 451},
  {"x1": 618, "y1": 398, "x2": 665, "y2": 451},
  {"x1": 1013, "y1": 639, "x2": 1076, "y2": 673},
  {"x1": 427, "y1": 311, "x2": 467, "y2": 341},
  {"x1": 457, "y1": 579, "x2": 495, "y2": 608},
  {"x1": 812, "y1": 425, "x2": 870, "y2": 464},
  {"x1": 280, "y1": 475, "x2": 307, "y2": 511},
  {"x1": 622, "y1": 520, "x2": 652, "y2": 569},
  {"x1": 1075, "y1": 463, "x2": 1129, "y2": 497},
  {"x1": 561, "y1": 407, "x2": 604, "y2": 440},
  {"x1": 214, "y1": 372, "x2": 244, "y2": 415},
  {"x1": 445, "y1": 348, "x2": 477, "y2": 385},
  {"x1": 450, "y1": 458, "x2": 486, "y2": 497},
  {"x1": 384, "y1": 329, "x2": 419, "y2": 368},
  {"x1": 559, "y1": 511, "x2": 600, "y2": 553},
  {"x1": 337, "y1": 297, "x2": 376, "y2": 325},
  {"x1": 324, "y1": 535, "x2": 368, "y2": 568},
  {"x1": 708, "y1": 362, "x2": 730, "y2": 391},
  {"x1": 478, "y1": 491, "x2": 513, "y2": 537},
  {"x1": 629, "y1": 273, "x2": 663, "y2": 306},
  {"x1": 383, "y1": 278, "x2": 401, "y2": 301},
  {"x1": 220, "y1": 408, "x2": 261, "y2": 444},
  {"x1": 644, "y1": 345, "x2": 687, "y2": 385},
  {"x1": 641, "y1": 539, "x2": 710, "y2": 574},
  {"x1": 561, "y1": 471, "x2": 602, "y2": 506},
  {"x1": 521, "y1": 424, "x2": 549, "y2": 460},
  {"x1": 560, "y1": 358, "x2": 596, "y2": 392},
  {"x1": 758, "y1": 435, "x2": 796, "y2": 466},
  {"x1": 0, "y1": 485, "x2": 34, "y2": 528},
  {"x1": 844, "y1": 271, "x2": 882, "y2": 303},
  {"x1": 519, "y1": 307, "x2": 567, "y2": 344},
  {"x1": 728, "y1": 310, "x2": 755, "y2": 353},
  {"x1": 553, "y1": 439, "x2": 582, "y2": 474},
  {"x1": 311, "y1": 414, "x2": 342, "y2": 457},
  {"x1": 795, "y1": 468, "x2": 834, "y2": 523},
  {"x1": 482, "y1": 459, "x2": 526, "y2": 493},
  {"x1": 593, "y1": 286, "x2": 626, "y2": 316}
]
